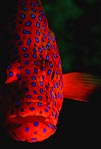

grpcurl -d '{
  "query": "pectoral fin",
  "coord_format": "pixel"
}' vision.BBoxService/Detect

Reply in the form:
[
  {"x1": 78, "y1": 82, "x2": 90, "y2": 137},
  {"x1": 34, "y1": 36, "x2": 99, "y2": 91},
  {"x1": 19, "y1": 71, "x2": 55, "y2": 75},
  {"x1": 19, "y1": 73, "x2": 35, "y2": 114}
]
[{"x1": 63, "y1": 72, "x2": 100, "y2": 102}]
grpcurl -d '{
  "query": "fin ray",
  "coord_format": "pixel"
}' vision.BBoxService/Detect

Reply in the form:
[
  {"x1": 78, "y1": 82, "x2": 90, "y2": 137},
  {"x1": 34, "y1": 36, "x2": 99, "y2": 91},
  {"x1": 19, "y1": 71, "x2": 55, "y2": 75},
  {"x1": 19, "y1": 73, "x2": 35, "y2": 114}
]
[{"x1": 63, "y1": 72, "x2": 100, "y2": 102}]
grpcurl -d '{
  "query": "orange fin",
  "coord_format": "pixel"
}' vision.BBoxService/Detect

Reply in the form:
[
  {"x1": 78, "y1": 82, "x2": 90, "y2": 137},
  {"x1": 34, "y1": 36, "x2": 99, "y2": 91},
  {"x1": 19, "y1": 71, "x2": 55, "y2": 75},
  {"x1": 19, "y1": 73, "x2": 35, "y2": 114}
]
[{"x1": 63, "y1": 72, "x2": 100, "y2": 102}]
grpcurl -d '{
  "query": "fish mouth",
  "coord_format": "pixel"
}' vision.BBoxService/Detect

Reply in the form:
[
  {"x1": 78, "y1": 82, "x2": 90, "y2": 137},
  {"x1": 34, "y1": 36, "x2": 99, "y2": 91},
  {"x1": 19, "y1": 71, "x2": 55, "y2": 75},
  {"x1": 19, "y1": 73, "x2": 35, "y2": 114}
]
[{"x1": 4, "y1": 114, "x2": 57, "y2": 142}]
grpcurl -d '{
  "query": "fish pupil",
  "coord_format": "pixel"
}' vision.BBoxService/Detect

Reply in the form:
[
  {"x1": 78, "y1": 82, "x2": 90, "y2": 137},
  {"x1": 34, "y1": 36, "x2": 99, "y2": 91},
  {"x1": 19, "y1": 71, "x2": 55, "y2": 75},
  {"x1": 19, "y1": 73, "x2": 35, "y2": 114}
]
[
  {"x1": 51, "y1": 70, "x2": 55, "y2": 80},
  {"x1": 45, "y1": 94, "x2": 48, "y2": 99}
]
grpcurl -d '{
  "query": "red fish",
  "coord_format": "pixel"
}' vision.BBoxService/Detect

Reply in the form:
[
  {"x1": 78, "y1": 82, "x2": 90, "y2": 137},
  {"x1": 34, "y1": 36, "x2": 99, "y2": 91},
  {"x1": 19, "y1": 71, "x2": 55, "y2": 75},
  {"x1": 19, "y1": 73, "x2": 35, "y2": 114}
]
[{"x1": 1, "y1": 0, "x2": 100, "y2": 143}]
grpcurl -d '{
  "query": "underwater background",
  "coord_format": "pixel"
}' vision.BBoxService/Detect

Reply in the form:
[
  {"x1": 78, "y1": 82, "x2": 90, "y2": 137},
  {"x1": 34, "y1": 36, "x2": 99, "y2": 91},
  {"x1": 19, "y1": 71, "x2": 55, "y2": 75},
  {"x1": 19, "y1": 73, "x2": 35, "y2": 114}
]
[
  {"x1": 41, "y1": 0, "x2": 101, "y2": 76},
  {"x1": 0, "y1": 0, "x2": 101, "y2": 148}
]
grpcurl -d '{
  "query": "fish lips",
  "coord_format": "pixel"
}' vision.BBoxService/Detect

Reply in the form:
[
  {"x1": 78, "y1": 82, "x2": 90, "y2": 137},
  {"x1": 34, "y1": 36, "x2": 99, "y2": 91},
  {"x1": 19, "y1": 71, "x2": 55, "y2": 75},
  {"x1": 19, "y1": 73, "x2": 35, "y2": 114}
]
[{"x1": 3, "y1": 114, "x2": 57, "y2": 142}]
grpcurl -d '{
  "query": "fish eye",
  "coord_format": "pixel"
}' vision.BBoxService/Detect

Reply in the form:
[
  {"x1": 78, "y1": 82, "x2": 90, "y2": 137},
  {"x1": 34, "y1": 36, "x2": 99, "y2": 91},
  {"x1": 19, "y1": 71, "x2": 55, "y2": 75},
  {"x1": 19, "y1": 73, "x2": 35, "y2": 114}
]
[{"x1": 39, "y1": 59, "x2": 47, "y2": 68}]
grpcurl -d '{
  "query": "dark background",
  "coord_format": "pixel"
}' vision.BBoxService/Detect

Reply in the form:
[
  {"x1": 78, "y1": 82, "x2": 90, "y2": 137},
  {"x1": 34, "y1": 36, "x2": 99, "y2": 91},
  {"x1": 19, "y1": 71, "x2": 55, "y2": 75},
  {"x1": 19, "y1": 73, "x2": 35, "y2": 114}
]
[{"x1": 0, "y1": 0, "x2": 101, "y2": 148}]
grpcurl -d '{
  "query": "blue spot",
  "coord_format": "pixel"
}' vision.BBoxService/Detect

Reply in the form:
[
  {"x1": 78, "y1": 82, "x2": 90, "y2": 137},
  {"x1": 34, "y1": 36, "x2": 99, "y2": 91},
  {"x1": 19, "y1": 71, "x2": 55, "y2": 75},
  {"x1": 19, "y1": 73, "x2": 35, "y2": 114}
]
[
  {"x1": 30, "y1": 107, "x2": 35, "y2": 111},
  {"x1": 32, "y1": 8, "x2": 36, "y2": 12},
  {"x1": 17, "y1": 66, "x2": 22, "y2": 70},
  {"x1": 25, "y1": 60, "x2": 29, "y2": 64},
  {"x1": 31, "y1": 76, "x2": 36, "y2": 80},
  {"x1": 25, "y1": 127, "x2": 29, "y2": 132},
  {"x1": 36, "y1": 1, "x2": 40, "y2": 6},
  {"x1": 42, "y1": 75, "x2": 45, "y2": 80},
  {"x1": 16, "y1": 74, "x2": 21, "y2": 79},
  {"x1": 43, "y1": 33, "x2": 46, "y2": 38},
  {"x1": 27, "y1": 95, "x2": 32, "y2": 98},
  {"x1": 33, "y1": 54, "x2": 37, "y2": 58},
  {"x1": 31, "y1": 14, "x2": 36, "y2": 18},
  {"x1": 38, "y1": 96, "x2": 42, "y2": 100},
  {"x1": 38, "y1": 48, "x2": 42, "y2": 53},
  {"x1": 39, "y1": 88, "x2": 43, "y2": 93},
  {"x1": 44, "y1": 15, "x2": 47, "y2": 19},
  {"x1": 42, "y1": 38, "x2": 44, "y2": 42},
  {"x1": 52, "y1": 111, "x2": 55, "y2": 117},
  {"x1": 34, "y1": 61, "x2": 38, "y2": 65},
  {"x1": 52, "y1": 37, "x2": 55, "y2": 41},
  {"x1": 41, "y1": 67, "x2": 45, "y2": 71},
  {"x1": 32, "y1": 138, "x2": 37, "y2": 142},
  {"x1": 47, "y1": 42, "x2": 51, "y2": 46},
  {"x1": 58, "y1": 93, "x2": 62, "y2": 98},
  {"x1": 33, "y1": 90, "x2": 37, "y2": 94},
  {"x1": 15, "y1": 34, "x2": 20, "y2": 40},
  {"x1": 20, "y1": 14, "x2": 25, "y2": 19},
  {"x1": 22, "y1": 7, "x2": 28, "y2": 11},
  {"x1": 33, "y1": 48, "x2": 36, "y2": 53},
  {"x1": 40, "y1": 81, "x2": 43, "y2": 86},
  {"x1": 31, "y1": 82, "x2": 36, "y2": 87},
  {"x1": 38, "y1": 102, "x2": 42, "y2": 107},
  {"x1": 49, "y1": 63, "x2": 53, "y2": 67},
  {"x1": 45, "y1": 85, "x2": 48, "y2": 90},
  {"x1": 25, "y1": 21, "x2": 31, "y2": 26},
  {"x1": 19, "y1": 41, "x2": 23, "y2": 45},
  {"x1": 47, "y1": 124, "x2": 56, "y2": 129},
  {"x1": 36, "y1": 37, "x2": 39, "y2": 42},
  {"x1": 31, "y1": 2, "x2": 35, "y2": 6},
  {"x1": 50, "y1": 91, "x2": 52, "y2": 96},
  {"x1": 47, "y1": 69, "x2": 51, "y2": 75},
  {"x1": 22, "y1": 47, "x2": 27, "y2": 51},
  {"x1": 7, "y1": 65, "x2": 11, "y2": 69},
  {"x1": 46, "y1": 55, "x2": 49, "y2": 60},
  {"x1": 45, "y1": 109, "x2": 48, "y2": 112},
  {"x1": 46, "y1": 44, "x2": 49, "y2": 49},
  {"x1": 9, "y1": 72, "x2": 13, "y2": 77},
  {"x1": 22, "y1": 81, "x2": 26, "y2": 86},
  {"x1": 40, "y1": 10, "x2": 43, "y2": 15},
  {"x1": 43, "y1": 128, "x2": 46, "y2": 133},
  {"x1": 23, "y1": 53, "x2": 28, "y2": 58},
  {"x1": 36, "y1": 22, "x2": 40, "y2": 28},
  {"x1": 56, "y1": 70, "x2": 59, "y2": 74},
  {"x1": 20, "y1": 108, "x2": 24, "y2": 112},
  {"x1": 24, "y1": 87, "x2": 29, "y2": 92},
  {"x1": 48, "y1": 35, "x2": 50, "y2": 40},
  {"x1": 38, "y1": 16, "x2": 42, "y2": 21},
  {"x1": 17, "y1": 101, "x2": 21, "y2": 105},
  {"x1": 40, "y1": 55, "x2": 43, "y2": 59},
  {"x1": 34, "y1": 68, "x2": 38, "y2": 73},
  {"x1": 36, "y1": 30, "x2": 40, "y2": 35},
  {"x1": 27, "y1": 38, "x2": 31, "y2": 45},
  {"x1": 47, "y1": 105, "x2": 50, "y2": 109},
  {"x1": 26, "y1": 69, "x2": 30, "y2": 74},
  {"x1": 34, "y1": 122, "x2": 39, "y2": 126},
  {"x1": 26, "y1": 102, "x2": 31, "y2": 105},
  {"x1": 23, "y1": 30, "x2": 31, "y2": 34}
]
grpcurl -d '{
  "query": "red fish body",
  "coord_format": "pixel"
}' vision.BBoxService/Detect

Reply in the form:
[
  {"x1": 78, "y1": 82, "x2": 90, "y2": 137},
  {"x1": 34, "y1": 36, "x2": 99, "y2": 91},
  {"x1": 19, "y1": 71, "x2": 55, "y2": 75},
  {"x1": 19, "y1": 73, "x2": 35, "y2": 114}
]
[
  {"x1": 1, "y1": 0, "x2": 100, "y2": 143},
  {"x1": 3, "y1": 0, "x2": 64, "y2": 142}
]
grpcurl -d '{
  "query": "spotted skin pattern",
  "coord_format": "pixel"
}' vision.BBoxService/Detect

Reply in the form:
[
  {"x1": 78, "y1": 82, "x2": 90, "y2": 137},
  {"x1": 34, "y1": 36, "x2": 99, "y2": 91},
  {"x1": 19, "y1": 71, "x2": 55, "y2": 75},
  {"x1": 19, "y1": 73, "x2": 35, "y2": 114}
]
[{"x1": 4, "y1": 0, "x2": 64, "y2": 143}]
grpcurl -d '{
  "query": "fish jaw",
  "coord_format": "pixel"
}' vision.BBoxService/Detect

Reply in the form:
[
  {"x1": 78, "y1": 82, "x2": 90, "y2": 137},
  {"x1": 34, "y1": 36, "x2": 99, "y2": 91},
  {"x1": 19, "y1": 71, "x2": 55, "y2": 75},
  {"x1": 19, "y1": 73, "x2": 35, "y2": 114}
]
[{"x1": 3, "y1": 111, "x2": 57, "y2": 142}]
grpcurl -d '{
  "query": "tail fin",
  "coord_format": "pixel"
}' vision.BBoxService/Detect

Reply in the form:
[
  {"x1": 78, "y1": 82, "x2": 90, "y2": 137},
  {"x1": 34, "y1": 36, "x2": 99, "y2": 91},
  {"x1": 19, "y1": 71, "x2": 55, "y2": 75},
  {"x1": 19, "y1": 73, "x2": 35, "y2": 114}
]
[{"x1": 63, "y1": 72, "x2": 100, "y2": 102}]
